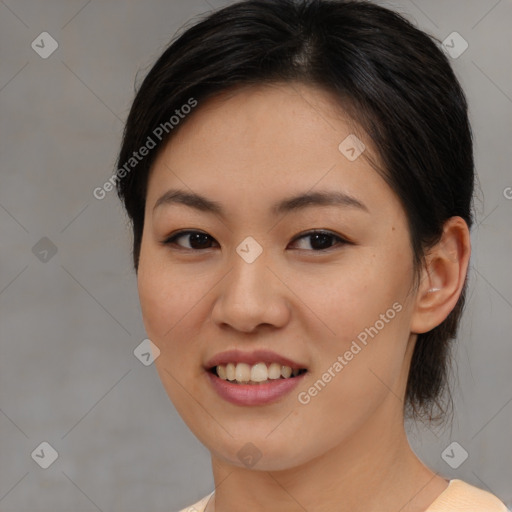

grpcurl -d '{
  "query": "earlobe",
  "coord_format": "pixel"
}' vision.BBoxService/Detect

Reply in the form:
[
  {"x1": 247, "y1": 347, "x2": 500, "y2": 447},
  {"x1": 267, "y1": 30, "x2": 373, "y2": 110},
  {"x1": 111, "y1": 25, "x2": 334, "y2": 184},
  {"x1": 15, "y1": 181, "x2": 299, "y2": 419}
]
[{"x1": 410, "y1": 217, "x2": 471, "y2": 334}]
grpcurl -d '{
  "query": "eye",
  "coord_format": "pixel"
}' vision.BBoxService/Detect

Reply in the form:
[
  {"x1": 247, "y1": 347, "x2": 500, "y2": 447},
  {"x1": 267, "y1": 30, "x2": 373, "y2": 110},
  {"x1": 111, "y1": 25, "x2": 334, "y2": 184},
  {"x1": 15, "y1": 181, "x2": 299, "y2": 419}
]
[
  {"x1": 162, "y1": 229, "x2": 350, "y2": 252},
  {"x1": 289, "y1": 230, "x2": 350, "y2": 251},
  {"x1": 162, "y1": 230, "x2": 218, "y2": 250}
]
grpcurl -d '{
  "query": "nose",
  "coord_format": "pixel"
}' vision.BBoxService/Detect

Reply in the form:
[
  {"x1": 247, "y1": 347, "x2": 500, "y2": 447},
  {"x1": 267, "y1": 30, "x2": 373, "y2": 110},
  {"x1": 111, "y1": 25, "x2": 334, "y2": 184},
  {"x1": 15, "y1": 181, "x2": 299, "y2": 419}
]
[{"x1": 210, "y1": 250, "x2": 291, "y2": 333}]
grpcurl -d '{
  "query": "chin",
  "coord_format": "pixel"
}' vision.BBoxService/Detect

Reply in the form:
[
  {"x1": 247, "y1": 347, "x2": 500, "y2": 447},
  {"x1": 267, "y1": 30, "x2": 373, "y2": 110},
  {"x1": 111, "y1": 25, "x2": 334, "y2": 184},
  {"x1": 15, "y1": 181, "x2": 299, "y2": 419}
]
[{"x1": 204, "y1": 431, "x2": 316, "y2": 472}]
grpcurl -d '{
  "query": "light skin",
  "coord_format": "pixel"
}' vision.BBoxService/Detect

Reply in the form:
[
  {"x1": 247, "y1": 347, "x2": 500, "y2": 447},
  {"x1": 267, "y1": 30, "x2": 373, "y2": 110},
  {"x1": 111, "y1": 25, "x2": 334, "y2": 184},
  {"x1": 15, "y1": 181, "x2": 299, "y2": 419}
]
[{"x1": 136, "y1": 83, "x2": 471, "y2": 512}]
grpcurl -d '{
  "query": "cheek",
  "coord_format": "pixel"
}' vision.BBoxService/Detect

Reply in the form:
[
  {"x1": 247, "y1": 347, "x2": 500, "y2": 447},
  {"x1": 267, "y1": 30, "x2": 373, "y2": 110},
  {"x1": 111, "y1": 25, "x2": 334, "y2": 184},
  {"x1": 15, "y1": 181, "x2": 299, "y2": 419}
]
[
  {"x1": 137, "y1": 254, "x2": 208, "y2": 415},
  {"x1": 295, "y1": 310, "x2": 410, "y2": 449},
  {"x1": 136, "y1": 247, "x2": 219, "y2": 389},
  {"x1": 137, "y1": 249, "x2": 204, "y2": 341},
  {"x1": 291, "y1": 253, "x2": 408, "y2": 343},
  {"x1": 292, "y1": 251, "x2": 412, "y2": 416}
]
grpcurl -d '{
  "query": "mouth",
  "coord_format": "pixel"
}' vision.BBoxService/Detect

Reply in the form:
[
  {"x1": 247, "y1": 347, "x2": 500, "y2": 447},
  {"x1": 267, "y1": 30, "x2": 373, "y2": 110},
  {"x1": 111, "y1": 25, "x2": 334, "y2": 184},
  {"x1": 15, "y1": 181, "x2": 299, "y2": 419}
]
[
  {"x1": 208, "y1": 362, "x2": 308, "y2": 385},
  {"x1": 206, "y1": 364, "x2": 308, "y2": 406},
  {"x1": 204, "y1": 349, "x2": 309, "y2": 405}
]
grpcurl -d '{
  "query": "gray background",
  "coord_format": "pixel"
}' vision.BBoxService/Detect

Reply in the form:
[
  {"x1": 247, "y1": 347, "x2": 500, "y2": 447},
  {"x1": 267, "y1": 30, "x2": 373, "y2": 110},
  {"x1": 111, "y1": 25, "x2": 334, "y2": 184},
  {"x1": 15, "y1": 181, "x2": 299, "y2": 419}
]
[{"x1": 0, "y1": 0, "x2": 511, "y2": 510}]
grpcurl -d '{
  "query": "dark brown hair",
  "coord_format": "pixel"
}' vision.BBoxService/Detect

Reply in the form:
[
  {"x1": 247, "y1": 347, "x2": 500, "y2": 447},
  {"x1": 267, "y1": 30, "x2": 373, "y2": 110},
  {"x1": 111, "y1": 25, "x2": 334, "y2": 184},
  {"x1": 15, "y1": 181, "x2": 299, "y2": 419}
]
[{"x1": 116, "y1": 0, "x2": 474, "y2": 422}]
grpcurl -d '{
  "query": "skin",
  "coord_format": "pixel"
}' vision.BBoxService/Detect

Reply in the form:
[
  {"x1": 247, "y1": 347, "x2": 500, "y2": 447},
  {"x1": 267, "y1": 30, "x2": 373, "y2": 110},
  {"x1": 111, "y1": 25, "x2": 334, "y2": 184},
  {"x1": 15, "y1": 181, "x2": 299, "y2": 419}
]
[{"x1": 137, "y1": 83, "x2": 471, "y2": 512}]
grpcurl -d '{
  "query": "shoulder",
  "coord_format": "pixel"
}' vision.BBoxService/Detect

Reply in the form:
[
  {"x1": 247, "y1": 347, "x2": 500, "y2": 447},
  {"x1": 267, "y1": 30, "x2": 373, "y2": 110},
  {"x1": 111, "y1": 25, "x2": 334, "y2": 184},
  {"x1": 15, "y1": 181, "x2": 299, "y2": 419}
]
[
  {"x1": 426, "y1": 479, "x2": 508, "y2": 512},
  {"x1": 176, "y1": 491, "x2": 214, "y2": 512}
]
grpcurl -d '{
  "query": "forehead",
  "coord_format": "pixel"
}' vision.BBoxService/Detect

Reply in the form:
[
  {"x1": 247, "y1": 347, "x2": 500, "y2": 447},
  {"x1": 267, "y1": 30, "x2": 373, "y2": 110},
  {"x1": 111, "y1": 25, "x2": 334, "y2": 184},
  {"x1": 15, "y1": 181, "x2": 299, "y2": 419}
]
[
  {"x1": 146, "y1": 82, "x2": 395, "y2": 218},
  {"x1": 161, "y1": 82, "x2": 363, "y2": 167}
]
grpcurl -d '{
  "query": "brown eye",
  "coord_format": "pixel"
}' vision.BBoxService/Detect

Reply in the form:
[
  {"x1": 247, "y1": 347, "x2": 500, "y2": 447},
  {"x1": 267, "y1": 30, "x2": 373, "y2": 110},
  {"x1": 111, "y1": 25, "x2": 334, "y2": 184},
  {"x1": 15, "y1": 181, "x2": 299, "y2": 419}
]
[
  {"x1": 163, "y1": 230, "x2": 217, "y2": 250},
  {"x1": 289, "y1": 230, "x2": 349, "y2": 251},
  {"x1": 162, "y1": 229, "x2": 349, "y2": 252}
]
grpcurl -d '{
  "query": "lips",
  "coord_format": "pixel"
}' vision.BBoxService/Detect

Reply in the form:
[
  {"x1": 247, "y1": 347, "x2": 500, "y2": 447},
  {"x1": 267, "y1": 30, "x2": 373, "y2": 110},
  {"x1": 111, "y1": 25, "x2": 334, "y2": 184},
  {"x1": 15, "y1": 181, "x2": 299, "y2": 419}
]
[
  {"x1": 204, "y1": 349, "x2": 308, "y2": 406},
  {"x1": 204, "y1": 348, "x2": 306, "y2": 370}
]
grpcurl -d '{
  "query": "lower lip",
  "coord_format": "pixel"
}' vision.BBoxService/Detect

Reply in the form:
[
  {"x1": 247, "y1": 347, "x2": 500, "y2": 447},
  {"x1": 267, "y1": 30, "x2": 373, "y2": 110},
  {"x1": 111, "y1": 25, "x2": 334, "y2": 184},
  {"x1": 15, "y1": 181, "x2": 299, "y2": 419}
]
[{"x1": 206, "y1": 371, "x2": 306, "y2": 406}]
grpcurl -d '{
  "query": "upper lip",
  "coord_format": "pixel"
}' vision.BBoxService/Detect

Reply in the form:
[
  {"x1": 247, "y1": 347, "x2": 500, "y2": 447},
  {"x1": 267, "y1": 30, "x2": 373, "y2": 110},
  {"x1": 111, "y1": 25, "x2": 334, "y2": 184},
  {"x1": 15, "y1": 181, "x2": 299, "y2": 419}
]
[{"x1": 205, "y1": 349, "x2": 307, "y2": 370}]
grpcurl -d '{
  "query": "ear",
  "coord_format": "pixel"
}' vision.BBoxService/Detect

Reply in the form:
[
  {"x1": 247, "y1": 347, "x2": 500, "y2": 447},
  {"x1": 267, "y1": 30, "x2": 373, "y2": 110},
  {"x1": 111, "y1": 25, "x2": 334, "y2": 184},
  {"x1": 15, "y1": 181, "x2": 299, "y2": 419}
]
[{"x1": 410, "y1": 216, "x2": 471, "y2": 334}]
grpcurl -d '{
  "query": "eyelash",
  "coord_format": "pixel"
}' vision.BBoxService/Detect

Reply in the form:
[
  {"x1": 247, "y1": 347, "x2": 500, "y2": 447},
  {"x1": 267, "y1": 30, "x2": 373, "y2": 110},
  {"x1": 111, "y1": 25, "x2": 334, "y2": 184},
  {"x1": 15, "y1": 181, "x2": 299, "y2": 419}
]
[{"x1": 161, "y1": 229, "x2": 351, "y2": 252}]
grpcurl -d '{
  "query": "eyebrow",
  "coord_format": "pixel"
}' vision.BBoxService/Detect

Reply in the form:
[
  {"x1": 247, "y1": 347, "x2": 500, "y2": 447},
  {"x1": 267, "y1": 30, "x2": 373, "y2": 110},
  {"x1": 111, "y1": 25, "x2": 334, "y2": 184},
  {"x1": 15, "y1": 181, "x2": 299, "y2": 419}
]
[{"x1": 153, "y1": 188, "x2": 369, "y2": 216}]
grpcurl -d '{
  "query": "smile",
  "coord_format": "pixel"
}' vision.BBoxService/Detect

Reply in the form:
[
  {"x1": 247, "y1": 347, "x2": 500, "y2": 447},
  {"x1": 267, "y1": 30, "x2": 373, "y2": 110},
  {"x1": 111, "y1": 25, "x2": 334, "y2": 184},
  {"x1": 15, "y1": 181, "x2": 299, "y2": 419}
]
[
  {"x1": 212, "y1": 362, "x2": 307, "y2": 384},
  {"x1": 206, "y1": 365, "x2": 308, "y2": 406}
]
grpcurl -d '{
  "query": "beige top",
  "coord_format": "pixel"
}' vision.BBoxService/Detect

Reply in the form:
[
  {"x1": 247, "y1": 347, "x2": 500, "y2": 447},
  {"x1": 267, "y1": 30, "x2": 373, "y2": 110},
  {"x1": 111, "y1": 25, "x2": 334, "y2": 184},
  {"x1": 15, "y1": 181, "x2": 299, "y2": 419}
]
[{"x1": 178, "y1": 479, "x2": 508, "y2": 512}]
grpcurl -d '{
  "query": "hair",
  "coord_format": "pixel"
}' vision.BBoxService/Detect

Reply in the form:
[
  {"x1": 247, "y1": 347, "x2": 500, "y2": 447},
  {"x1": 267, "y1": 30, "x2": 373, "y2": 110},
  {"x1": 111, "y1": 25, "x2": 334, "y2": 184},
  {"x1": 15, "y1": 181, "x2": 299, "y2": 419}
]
[{"x1": 116, "y1": 0, "x2": 474, "y2": 423}]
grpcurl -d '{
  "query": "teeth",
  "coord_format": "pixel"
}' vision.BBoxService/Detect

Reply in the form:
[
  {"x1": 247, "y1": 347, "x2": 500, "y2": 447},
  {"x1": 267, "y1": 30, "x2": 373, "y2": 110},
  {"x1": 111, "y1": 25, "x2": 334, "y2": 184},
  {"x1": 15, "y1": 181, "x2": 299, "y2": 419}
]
[
  {"x1": 217, "y1": 365, "x2": 227, "y2": 380},
  {"x1": 226, "y1": 362, "x2": 236, "y2": 381},
  {"x1": 281, "y1": 365, "x2": 292, "y2": 378},
  {"x1": 268, "y1": 362, "x2": 281, "y2": 379},
  {"x1": 235, "y1": 362, "x2": 251, "y2": 383},
  {"x1": 250, "y1": 362, "x2": 268, "y2": 382},
  {"x1": 215, "y1": 362, "x2": 304, "y2": 384}
]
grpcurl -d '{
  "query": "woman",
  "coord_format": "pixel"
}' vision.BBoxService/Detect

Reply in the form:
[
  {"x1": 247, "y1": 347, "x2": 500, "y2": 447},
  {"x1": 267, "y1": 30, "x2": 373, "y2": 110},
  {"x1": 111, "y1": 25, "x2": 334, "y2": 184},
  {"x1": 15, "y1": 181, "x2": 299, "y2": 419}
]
[{"x1": 115, "y1": 0, "x2": 508, "y2": 510}]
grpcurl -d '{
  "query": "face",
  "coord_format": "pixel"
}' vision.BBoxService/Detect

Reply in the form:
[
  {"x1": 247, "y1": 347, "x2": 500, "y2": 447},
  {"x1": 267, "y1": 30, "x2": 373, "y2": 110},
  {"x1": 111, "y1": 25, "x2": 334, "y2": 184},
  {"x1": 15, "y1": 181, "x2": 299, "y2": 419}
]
[{"x1": 137, "y1": 83, "x2": 418, "y2": 471}]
